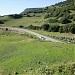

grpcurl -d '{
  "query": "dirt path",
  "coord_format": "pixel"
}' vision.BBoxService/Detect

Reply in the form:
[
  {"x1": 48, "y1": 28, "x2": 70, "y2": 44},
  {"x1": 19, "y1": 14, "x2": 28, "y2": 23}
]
[{"x1": 0, "y1": 27, "x2": 64, "y2": 43}]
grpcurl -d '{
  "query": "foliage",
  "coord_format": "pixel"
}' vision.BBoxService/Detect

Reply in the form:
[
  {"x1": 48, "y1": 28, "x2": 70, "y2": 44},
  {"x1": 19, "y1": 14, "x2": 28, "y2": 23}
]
[
  {"x1": 8, "y1": 14, "x2": 23, "y2": 19},
  {"x1": 19, "y1": 25, "x2": 24, "y2": 28},
  {"x1": 48, "y1": 19, "x2": 58, "y2": 23},
  {"x1": 0, "y1": 20, "x2": 4, "y2": 24},
  {"x1": 59, "y1": 17, "x2": 71, "y2": 24},
  {"x1": 49, "y1": 25, "x2": 60, "y2": 32},
  {"x1": 73, "y1": 16, "x2": 75, "y2": 21},
  {"x1": 42, "y1": 24, "x2": 50, "y2": 30},
  {"x1": 44, "y1": 14, "x2": 50, "y2": 19},
  {"x1": 59, "y1": 24, "x2": 75, "y2": 34},
  {"x1": 28, "y1": 25, "x2": 41, "y2": 30},
  {"x1": 69, "y1": 24, "x2": 75, "y2": 34}
]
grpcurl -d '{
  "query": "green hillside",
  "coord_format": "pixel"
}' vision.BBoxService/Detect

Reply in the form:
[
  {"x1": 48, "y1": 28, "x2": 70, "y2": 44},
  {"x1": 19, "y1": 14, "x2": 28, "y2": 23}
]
[
  {"x1": 0, "y1": 0, "x2": 75, "y2": 32},
  {"x1": 21, "y1": 8, "x2": 43, "y2": 14}
]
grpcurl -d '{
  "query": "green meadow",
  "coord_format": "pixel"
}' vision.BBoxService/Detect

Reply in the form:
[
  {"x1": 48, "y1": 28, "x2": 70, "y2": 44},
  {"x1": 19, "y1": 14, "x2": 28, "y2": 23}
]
[
  {"x1": 0, "y1": 30, "x2": 75, "y2": 75},
  {"x1": 0, "y1": 16, "x2": 44, "y2": 27}
]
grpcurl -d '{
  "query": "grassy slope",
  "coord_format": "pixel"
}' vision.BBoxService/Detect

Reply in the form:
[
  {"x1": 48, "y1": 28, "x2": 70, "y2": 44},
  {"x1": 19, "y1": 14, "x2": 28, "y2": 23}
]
[
  {"x1": 0, "y1": 16, "x2": 44, "y2": 27},
  {"x1": 0, "y1": 31, "x2": 75, "y2": 74}
]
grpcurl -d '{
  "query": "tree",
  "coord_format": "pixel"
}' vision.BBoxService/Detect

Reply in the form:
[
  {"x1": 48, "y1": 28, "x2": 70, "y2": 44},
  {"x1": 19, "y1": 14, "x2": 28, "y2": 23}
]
[
  {"x1": 59, "y1": 17, "x2": 71, "y2": 24},
  {"x1": 49, "y1": 25, "x2": 60, "y2": 32},
  {"x1": 69, "y1": 24, "x2": 75, "y2": 34},
  {"x1": 0, "y1": 21, "x2": 4, "y2": 24},
  {"x1": 59, "y1": 26, "x2": 64, "y2": 33},
  {"x1": 42, "y1": 24, "x2": 50, "y2": 31}
]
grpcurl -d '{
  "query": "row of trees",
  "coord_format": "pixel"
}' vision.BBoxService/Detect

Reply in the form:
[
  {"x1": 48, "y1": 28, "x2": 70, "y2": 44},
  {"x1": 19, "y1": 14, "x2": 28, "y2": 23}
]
[
  {"x1": 8, "y1": 14, "x2": 23, "y2": 19},
  {"x1": 42, "y1": 24, "x2": 75, "y2": 34},
  {"x1": 59, "y1": 24, "x2": 75, "y2": 34},
  {"x1": 28, "y1": 23, "x2": 75, "y2": 34}
]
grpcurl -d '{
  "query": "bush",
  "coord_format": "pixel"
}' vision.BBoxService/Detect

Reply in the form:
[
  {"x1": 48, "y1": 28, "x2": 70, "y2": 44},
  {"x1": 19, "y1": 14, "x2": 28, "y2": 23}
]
[
  {"x1": 49, "y1": 25, "x2": 60, "y2": 32},
  {"x1": 59, "y1": 24, "x2": 75, "y2": 34},
  {"x1": 28, "y1": 25, "x2": 41, "y2": 30},
  {"x1": 44, "y1": 14, "x2": 50, "y2": 19},
  {"x1": 63, "y1": 25, "x2": 69, "y2": 33},
  {"x1": 69, "y1": 14, "x2": 75, "y2": 19},
  {"x1": 59, "y1": 26, "x2": 64, "y2": 33},
  {"x1": 42, "y1": 24, "x2": 50, "y2": 30},
  {"x1": 73, "y1": 16, "x2": 75, "y2": 21},
  {"x1": 19, "y1": 25, "x2": 24, "y2": 28},
  {"x1": 6, "y1": 28, "x2": 8, "y2": 31},
  {"x1": 48, "y1": 19, "x2": 58, "y2": 23},
  {"x1": 0, "y1": 20, "x2": 4, "y2": 24},
  {"x1": 69, "y1": 24, "x2": 75, "y2": 34},
  {"x1": 27, "y1": 14, "x2": 31, "y2": 17},
  {"x1": 59, "y1": 17, "x2": 71, "y2": 24}
]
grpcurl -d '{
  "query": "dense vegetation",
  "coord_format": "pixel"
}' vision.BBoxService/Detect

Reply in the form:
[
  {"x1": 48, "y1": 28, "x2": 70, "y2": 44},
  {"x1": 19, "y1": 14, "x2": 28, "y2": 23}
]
[
  {"x1": 8, "y1": 14, "x2": 23, "y2": 19},
  {"x1": 27, "y1": 23, "x2": 75, "y2": 34}
]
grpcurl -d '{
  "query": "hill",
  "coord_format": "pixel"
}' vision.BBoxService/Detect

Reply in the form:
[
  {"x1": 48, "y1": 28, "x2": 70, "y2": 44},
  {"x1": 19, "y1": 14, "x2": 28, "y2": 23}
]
[
  {"x1": 21, "y1": 8, "x2": 43, "y2": 14},
  {"x1": 0, "y1": 0, "x2": 75, "y2": 34}
]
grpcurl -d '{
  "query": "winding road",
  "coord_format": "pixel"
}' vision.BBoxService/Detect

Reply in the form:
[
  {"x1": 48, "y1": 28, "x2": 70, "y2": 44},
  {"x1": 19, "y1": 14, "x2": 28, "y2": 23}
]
[{"x1": 0, "y1": 27, "x2": 63, "y2": 43}]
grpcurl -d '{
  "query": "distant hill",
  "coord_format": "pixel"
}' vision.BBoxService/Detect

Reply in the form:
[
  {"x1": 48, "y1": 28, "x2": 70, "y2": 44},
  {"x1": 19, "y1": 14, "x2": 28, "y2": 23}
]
[{"x1": 21, "y1": 8, "x2": 43, "y2": 15}]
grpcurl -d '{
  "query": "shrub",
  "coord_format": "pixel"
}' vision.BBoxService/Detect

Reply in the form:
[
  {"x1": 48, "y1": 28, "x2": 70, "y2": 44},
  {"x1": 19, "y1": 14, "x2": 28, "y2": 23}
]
[
  {"x1": 69, "y1": 24, "x2": 75, "y2": 34},
  {"x1": 42, "y1": 24, "x2": 50, "y2": 30},
  {"x1": 59, "y1": 24, "x2": 75, "y2": 34},
  {"x1": 48, "y1": 19, "x2": 58, "y2": 23},
  {"x1": 59, "y1": 26, "x2": 64, "y2": 33},
  {"x1": 28, "y1": 25, "x2": 41, "y2": 30},
  {"x1": 44, "y1": 14, "x2": 50, "y2": 19},
  {"x1": 0, "y1": 20, "x2": 4, "y2": 24},
  {"x1": 6, "y1": 28, "x2": 8, "y2": 31},
  {"x1": 49, "y1": 25, "x2": 60, "y2": 32},
  {"x1": 73, "y1": 16, "x2": 75, "y2": 21},
  {"x1": 59, "y1": 17, "x2": 71, "y2": 24},
  {"x1": 19, "y1": 25, "x2": 24, "y2": 28},
  {"x1": 27, "y1": 14, "x2": 31, "y2": 17}
]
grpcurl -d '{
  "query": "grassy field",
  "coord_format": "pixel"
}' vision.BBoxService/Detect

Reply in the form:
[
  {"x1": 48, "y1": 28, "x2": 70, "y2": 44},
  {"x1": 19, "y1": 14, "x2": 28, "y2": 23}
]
[
  {"x1": 0, "y1": 16, "x2": 44, "y2": 27},
  {"x1": 0, "y1": 30, "x2": 75, "y2": 75}
]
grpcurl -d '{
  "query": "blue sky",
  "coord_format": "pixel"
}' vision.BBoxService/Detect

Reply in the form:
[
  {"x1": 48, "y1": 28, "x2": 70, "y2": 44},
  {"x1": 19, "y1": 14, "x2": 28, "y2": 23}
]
[{"x1": 0, "y1": 0, "x2": 66, "y2": 16}]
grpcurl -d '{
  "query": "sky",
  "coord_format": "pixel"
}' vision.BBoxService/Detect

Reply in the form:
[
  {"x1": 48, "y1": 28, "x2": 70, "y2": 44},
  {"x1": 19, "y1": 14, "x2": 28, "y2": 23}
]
[{"x1": 0, "y1": 0, "x2": 66, "y2": 16}]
